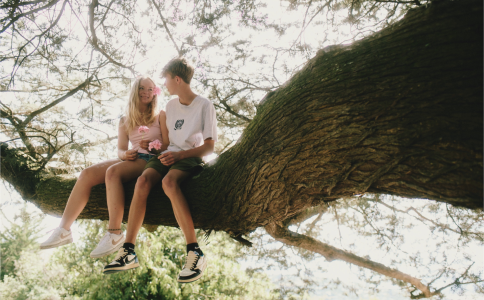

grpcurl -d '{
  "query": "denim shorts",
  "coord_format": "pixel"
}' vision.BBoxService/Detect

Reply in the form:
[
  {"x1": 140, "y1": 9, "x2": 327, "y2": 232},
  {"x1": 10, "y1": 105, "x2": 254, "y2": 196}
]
[{"x1": 138, "y1": 153, "x2": 155, "y2": 162}]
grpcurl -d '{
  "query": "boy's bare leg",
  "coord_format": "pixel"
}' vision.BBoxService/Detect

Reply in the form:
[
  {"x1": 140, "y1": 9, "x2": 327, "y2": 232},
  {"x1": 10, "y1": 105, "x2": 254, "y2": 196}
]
[
  {"x1": 105, "y1": 159, "x2": 148, "y2": 235},
  {"x1": 59, "y1": 159, "x2": 120, "y2": 231},
  {"x1": 162, "y1": 169, "x2": 196, "y2": 244},
  {"x1": 125, "y1": 168, "x2": 162, "y2": 243}
]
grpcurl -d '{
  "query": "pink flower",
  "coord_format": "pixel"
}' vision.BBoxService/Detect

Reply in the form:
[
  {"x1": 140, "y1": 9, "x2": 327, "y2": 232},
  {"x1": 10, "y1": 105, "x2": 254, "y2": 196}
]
[
  {"x1": 148, "y1": 139, "x2": 162, "y2": 154},
  {"x1": 153, "y1": 86, "x2": 162, "y2": 96},
  {"x1": 138, "y1": 126, "x2": 149, "y2": 134}
]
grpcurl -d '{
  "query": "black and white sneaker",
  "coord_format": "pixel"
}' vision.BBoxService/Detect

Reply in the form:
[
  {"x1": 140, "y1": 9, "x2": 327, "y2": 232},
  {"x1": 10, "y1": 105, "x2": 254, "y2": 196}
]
[
  {"x1": 177, "y1": 250, "x2": 208, "y2": 283},
  {"x1": 103, "y1": 246, "x2": 139, "y2": 274}
]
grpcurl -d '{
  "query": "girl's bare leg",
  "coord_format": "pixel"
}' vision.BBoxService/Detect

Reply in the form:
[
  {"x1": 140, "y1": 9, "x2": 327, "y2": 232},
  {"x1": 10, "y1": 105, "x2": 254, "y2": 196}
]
[
  {"x1": 59, "y1": 159, "x2": 121, "y2": 231},
  {"x1": 105, "y1": 159, "x2": 148, "y2": 235}
]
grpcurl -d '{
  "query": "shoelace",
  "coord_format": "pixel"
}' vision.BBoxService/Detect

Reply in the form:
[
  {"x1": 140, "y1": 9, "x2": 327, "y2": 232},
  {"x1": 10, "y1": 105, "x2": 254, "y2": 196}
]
[
  {"x1": 114, "y1": 248, "x2": 128, "y2": 263},
  {"x1": 184, "y1": 251, "x2": 200, "y2": 270}
]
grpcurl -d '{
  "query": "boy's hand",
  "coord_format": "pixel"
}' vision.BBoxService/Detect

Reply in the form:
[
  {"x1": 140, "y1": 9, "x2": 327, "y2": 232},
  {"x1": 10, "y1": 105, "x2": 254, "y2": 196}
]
[
  {"x1": 124, "y1": 149, "x2": 138, "y2": 161},
  {"x1": 139, "y1": 139, "x2": 150, "y2": 150},
  {"x1": 158, "y1": 151, "x2": 181, "y2": 166}
]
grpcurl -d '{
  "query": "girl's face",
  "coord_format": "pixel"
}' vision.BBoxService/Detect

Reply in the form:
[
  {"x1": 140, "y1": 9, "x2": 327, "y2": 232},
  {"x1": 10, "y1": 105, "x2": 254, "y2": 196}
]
[{"x1": 138, "y1": 79, "x2": 155, "y2": 105}]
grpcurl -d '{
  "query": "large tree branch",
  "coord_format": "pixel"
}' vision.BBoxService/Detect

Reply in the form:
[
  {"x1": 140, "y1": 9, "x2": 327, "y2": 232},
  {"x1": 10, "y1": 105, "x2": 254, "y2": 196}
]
[{"x1": 265, "y1": 222, "x2": 432, "y2": 298}]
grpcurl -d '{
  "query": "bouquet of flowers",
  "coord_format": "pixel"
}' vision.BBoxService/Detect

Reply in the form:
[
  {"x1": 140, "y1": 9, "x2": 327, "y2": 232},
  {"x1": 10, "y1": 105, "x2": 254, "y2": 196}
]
[{"x1": 148, "y1": 139, "x2": 163, "y2": 155}]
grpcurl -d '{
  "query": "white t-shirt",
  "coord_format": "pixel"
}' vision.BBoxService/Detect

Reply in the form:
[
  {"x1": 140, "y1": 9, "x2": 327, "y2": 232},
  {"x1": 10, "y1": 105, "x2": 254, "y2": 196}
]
[{"x1": 164, "y1": 95, "x2": 217, "y2": 153}]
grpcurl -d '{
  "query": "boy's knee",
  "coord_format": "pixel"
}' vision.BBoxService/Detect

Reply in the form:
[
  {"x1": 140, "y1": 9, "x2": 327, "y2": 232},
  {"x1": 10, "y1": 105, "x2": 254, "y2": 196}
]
[
  {"x1": 135, "y1": 175, "x2": 152, "y2": 191},
  {"x1": 162, "y1": 176, "x2": 178, "y2": 193}
]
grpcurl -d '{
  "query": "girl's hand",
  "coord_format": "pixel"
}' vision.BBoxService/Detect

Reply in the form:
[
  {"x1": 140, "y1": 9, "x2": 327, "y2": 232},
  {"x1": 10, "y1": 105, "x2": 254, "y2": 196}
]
[
  {"x1": 139, "y1": 139, "x2": 150, "y2": 150},
  {"x1": 124, "y1": 149, "x2": 138, "y2": 161}
]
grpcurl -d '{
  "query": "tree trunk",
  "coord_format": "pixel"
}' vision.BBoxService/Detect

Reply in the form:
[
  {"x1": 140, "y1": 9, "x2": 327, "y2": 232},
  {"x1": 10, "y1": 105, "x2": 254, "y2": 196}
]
[{"x1": 1, "y1": 0, "x2": 482, "y2": 236}]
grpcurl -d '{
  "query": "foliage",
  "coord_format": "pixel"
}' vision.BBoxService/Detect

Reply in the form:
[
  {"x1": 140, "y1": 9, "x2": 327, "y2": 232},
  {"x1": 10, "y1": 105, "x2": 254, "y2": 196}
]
[
  {"x1": 0, "y1": 202, "x2": 44, "y2": 281},
  {"x1": 0, "y1": 0, "x2": 424, "y2": 170},
  {"x1": 0, "y1": 208, "x2": 278, "y2": 299},
  {"x1": 52, "y1": 220, "x2": 278, "y2": 299}
]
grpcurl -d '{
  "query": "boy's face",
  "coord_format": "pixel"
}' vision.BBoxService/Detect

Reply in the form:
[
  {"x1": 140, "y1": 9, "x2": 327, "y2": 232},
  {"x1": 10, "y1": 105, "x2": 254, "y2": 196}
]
[{"x1": 163, "y1": 74, "x2": 177, "y2": 95}]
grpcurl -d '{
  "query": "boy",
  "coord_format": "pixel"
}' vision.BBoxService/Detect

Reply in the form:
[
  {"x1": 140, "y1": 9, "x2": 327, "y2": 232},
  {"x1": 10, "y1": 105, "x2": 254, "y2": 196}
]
[{"x1": 103, "y1": 57, "x2": 217, "y2": 284}]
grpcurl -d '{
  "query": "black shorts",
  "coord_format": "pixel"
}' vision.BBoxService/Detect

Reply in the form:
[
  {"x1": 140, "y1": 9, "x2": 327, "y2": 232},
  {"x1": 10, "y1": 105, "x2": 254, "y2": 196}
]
[{"x1": 144, "y1": 156, "x2": 203, "y2": 177}]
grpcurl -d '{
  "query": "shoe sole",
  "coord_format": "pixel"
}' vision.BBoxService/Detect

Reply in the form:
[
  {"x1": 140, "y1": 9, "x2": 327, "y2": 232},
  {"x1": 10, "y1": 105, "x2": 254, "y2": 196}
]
[
  {"x1": 103, "y1": 263, "x2": 139, "y2": 274},
  {"x1": 177, "y1": 259, "x2": 208, "y2": 283},
  {"x1": 90, "y1": 238, "x2": 125, "y2": 258},
  {"x1": 40, "y1": 238, "x2": 73, "y2": 250}
]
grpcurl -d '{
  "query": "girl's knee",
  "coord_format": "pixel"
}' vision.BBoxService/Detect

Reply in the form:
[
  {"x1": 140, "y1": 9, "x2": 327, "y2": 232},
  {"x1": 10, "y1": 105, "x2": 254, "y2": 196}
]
[
  {"x1": 105, "y1": 165, "x2": 120, "y2": 181},
  {"x1": 78, "y1": 168, "x2": 97, "y2": 186}
]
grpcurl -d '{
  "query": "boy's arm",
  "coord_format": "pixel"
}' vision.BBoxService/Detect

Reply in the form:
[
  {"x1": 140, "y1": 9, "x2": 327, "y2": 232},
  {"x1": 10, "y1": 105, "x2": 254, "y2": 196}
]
[
  {"x1": 158, "y1": 110, "x2": 170, "y2": 152},
  {"x1": 158, "y1": 138, "x2": 214, "y2": 166}
]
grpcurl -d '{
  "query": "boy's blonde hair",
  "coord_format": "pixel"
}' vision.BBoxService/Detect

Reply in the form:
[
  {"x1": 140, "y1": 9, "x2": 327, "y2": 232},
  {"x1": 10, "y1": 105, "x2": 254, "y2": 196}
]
[
  {"x1": 162, "y1": 57, "x2": 195, "y2": 84},
  {"x1": 122, "y1": 76, "x2": 158, "y2": 133}
]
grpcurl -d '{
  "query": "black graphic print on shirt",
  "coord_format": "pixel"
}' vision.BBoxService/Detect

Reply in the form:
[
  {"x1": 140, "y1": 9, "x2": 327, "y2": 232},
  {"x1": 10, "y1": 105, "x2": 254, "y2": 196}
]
[{"x1": 174, "y1": 119, "x2": 184, "y2": 130}]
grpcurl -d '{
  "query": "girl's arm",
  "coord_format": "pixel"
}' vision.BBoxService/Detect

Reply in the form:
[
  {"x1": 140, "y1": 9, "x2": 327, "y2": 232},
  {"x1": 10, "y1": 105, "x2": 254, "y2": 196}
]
[
  {"x1": 117, "y1": 117, "x2": 137, "y2": 160},
  {"x1": 159, "y1": 110, "x2": 170, "y2": 152}
]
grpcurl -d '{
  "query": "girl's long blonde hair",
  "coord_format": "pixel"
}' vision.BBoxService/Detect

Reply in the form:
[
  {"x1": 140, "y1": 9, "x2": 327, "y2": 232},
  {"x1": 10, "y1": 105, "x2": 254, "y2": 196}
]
[{"x1": 122, "y1": 76, "x2": 158, "y2": 133}]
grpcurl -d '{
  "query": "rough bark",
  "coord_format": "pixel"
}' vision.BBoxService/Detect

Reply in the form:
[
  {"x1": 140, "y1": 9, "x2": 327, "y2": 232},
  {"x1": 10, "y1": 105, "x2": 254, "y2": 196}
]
[{"x1": 1, "y1": 0, "x2": 482, "y2": 236}]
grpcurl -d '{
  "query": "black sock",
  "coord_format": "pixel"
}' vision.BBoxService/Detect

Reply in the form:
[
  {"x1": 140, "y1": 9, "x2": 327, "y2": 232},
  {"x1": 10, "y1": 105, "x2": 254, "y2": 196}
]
[
  {"x1": 123, "y1": 242, "x2": 135, "y2": 252},
  {"x1": 187, "y1": 243, "x2": 203, "y2": 255}
]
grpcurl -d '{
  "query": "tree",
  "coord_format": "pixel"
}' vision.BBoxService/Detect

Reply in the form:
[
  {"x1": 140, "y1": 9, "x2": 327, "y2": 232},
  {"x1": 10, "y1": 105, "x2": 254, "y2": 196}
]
[
  {"x1": 0, "y1": 208, "x2": 279, "y2": 299},
  {"x1": 0, "y1": 201, "x2": 44, "y2": 281},
  {"x1": 243, "y1": 195, "x2": 484, "y2": 299},
  {"x1": 50, "y1": 221, "x2": 279, "y2": 299},
  {"x1": 1, "y1": 0, "x2": 482, "y2": 298}
]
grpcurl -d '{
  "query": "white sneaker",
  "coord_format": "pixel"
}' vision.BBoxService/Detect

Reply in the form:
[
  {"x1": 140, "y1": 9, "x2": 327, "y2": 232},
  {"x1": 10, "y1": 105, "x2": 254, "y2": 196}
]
[
  {"x1": 90, "y1": 232, "x2": 125, "y2": 258},
  {"x1": 177, "y1": 250, "x2": 208, "y2": 283},
  {"x1": 40, "y1": 227, "x2": 73, "y2": 249}
]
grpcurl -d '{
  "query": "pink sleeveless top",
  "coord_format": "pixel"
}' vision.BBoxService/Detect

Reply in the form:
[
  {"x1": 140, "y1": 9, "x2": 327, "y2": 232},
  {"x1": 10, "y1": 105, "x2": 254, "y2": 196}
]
[{"x1": 128, "y1": 114, "x2": 163, "y2": 155}]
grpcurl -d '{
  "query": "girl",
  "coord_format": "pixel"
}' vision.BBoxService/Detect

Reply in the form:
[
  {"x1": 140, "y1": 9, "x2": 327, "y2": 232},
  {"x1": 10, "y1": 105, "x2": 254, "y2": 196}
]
[{"x1": 40, "y1": 77, "x2": 169, "y2": 259}]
